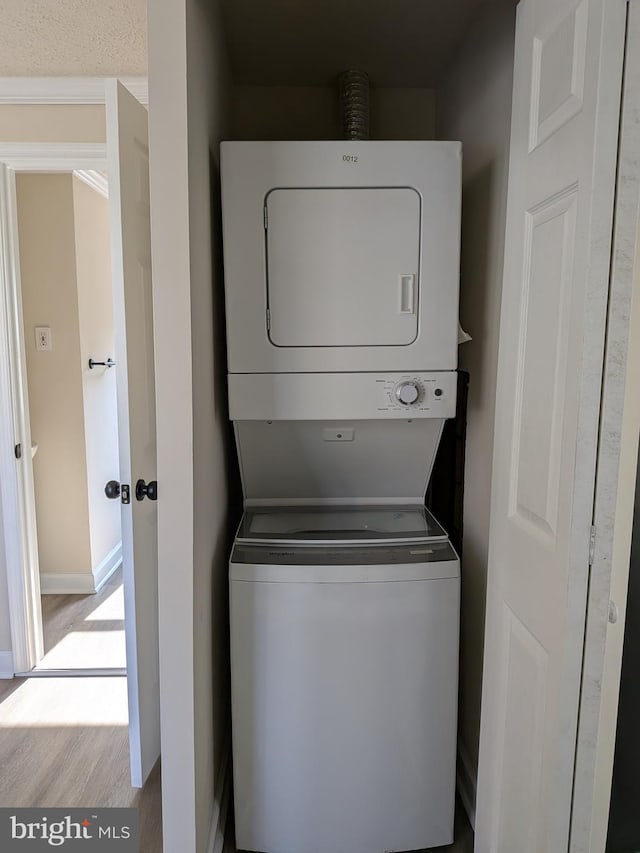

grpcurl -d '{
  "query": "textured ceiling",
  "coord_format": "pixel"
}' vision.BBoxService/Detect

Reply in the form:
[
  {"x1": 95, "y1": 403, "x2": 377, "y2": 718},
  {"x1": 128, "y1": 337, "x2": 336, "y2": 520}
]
[
  {"x1": 221, "y1": 0, "x2": 492, "y2": 87},
  {"x1": 0, "y1": 0, "x2": 147, "y2": 75}
]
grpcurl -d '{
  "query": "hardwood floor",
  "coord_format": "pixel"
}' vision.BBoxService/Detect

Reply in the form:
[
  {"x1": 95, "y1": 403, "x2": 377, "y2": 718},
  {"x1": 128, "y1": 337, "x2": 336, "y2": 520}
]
[
  {"x1": 39, "y1": 567, "x2": 126, "y2": 670},
  {"x1": 0, "y1": 676, "x2": 162, "y2": 852}
]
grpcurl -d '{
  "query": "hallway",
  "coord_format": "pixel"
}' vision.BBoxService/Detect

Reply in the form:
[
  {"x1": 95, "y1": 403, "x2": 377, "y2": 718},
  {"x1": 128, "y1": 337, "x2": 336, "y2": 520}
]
[
  {"x1": 38, "y1": 567, "x2": 126, "y2": 671},
  {"x1": 0, "y1": 674, "x2": 162, "y2": 851}
]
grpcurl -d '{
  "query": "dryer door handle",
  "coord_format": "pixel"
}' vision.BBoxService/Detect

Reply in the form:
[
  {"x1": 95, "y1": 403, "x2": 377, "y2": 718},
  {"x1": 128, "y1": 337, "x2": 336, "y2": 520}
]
[{"x1": 399, "y1": 274, "x2": 416, "y2": 313}]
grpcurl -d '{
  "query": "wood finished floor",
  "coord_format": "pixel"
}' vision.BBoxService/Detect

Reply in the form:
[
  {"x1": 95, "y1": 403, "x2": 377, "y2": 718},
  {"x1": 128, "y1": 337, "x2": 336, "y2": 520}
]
[
  {"x1": 0, "y1": 574, "x2": 160, "y2": 850},
  {"x1": 39, "y1": 566, "x2": 126, "y2": 670},
  {"x1": 0, "y1": 675, "x2": 162, "y2": 851}
]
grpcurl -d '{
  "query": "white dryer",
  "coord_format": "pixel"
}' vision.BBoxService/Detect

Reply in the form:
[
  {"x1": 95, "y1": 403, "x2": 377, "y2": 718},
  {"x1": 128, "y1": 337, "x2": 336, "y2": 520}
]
[
  {"x1": 230, "y1": 506, "x2": 460, "y2": 853},
  {"x1": 220, "y1": 141, "x2": 461, "y2": 375}
]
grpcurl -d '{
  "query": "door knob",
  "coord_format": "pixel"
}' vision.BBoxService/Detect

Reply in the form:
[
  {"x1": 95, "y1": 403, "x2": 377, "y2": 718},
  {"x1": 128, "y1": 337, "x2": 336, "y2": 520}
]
[
  {"x1": 135, "y1": 479, "x2": 158, "y2": 501},
  {"x1": 105, "y1": 480, "x2": 121, "y2": 499}
]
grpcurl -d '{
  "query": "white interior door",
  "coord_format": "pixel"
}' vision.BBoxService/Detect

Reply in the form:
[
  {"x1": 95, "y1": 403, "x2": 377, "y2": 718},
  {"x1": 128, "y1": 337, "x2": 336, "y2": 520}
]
[
  {"x1": 475, "y1": 0, "x2": 626, "y2": 850},
  {"x1": 106, "y1": 80, "x2": 160, "y2": 788}
]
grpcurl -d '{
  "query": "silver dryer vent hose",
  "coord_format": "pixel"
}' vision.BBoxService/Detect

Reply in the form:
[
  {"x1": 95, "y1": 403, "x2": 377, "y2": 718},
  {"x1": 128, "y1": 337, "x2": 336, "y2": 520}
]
[{"x1": 339, "y1": 70, "x2": 370, "y2": 140}]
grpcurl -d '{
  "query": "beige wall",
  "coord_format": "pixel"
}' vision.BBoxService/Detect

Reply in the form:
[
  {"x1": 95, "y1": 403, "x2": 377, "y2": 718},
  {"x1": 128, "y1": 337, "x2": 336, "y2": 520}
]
[
  {"x1": 437, "y1": 0, "x2": 516, "y2": 796},
  {"x1": 15, "y1": 173, "x2": 119, "y2": 583},
  {"x1": 17, "y1": 173, "x2": 92, "y2": 576},
  {"x1": 73, "y1": 176, "x2": 121, "y2": 572},
  {"x1": 0, "y1": 105, "x2": 105, "y2": 143},
  {"x1": 231, "y1": 85, "x2": 435, "y2": 140},
  {"x1": 0, "y1": 509, "x2": 11, "y2": 652}
]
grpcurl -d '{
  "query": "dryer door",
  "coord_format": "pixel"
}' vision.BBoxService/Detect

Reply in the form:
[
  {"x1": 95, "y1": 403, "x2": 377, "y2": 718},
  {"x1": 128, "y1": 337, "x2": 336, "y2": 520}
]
[{"x1": 266, "y1": 188, "x2": 420, "y2": 347}]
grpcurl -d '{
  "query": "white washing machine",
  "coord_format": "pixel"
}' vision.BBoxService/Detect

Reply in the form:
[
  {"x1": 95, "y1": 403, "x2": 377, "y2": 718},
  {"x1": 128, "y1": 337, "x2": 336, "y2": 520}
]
[
  {"x1": 221, "y1": 140, "x2": 463, "y2": 852},
  {"x1": 230, "y1": 506, "x2": 460, "y2": 853}
]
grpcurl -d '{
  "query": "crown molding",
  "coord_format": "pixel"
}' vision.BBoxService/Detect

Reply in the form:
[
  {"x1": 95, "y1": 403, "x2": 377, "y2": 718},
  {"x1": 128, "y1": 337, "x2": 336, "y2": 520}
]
[
  {"x1": 0, "y1": 76, "x2": 148, "y2": 105},
  {"x1": 0, "y1": 142, "x2": 107, "y2": 171},
  {"x1": 73, "y1": 169, "x2": 109, "y2": 198}
]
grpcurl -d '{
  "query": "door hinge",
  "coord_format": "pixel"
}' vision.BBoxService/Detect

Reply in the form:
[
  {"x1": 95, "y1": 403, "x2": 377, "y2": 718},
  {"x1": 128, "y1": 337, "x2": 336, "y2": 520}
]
[
  {"x1": 266, "y1": 308, "x2": 271, "y2": 331},
  {"x1": 14, "y1": 443, "x2": 21, "y2": 459},
  {"x1": 589, "y1": 525, "x2": 597, "y2": 567},
  {"x1": 263, "y1": 206, "x2": 268, "y2": 229}
]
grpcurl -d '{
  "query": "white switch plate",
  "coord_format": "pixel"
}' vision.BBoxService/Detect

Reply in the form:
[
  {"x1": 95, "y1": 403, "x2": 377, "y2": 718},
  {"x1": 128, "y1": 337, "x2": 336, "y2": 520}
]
[{"x1": 35, "y1": 326, "x2": 52, "y2": 351}]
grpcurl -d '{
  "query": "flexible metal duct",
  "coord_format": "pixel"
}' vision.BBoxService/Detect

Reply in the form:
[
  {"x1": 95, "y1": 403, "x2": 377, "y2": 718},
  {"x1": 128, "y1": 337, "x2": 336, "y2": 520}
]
[{"x1": 339, "y1": 70, "x2": 370, "y2": 140}]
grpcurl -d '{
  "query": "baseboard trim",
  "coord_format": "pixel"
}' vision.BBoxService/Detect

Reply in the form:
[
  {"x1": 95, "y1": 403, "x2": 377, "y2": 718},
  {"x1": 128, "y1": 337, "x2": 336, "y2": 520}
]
[
  {"x1": 93, "y1": 542, "x2": 123, "y2": 592},
  {"x1": 26, "y1": 667, "x2": 126, "y2": 678},
  {"x1": 0, "y1": 651, "x2": 14, "y2": 678},
  {"x1": 39, "y1": 572, "x2": 96, "y2": 595},
  {"x1": 457, "y1": 739, "x2": 477, "y2": 830},
  {"x1": 207, "y1": 740, "x2": 231, "y2": 853},
  {"x1": 40, "y1": 542, "x2": 122, "y2": 595}
]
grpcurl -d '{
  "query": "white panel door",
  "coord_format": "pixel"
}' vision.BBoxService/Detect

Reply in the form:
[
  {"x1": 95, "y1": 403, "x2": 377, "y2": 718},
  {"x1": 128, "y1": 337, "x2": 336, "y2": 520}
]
[
  {"x1": 106, "y1": 80, "x2": 160, "y2": 788},
  {"x1": 475, "y1": 0, "x2": 625, "y2": 850},
  {"x1": 266, "y1": 188, "x2": 420, "y2": 346}
]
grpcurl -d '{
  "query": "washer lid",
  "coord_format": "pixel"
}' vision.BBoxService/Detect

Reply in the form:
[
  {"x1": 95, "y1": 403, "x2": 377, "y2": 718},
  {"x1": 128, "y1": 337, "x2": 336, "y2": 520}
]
[
  {"x1": 230, "y1": 540, "x2": 460, "y2": 583},
  {"x1": 235, "y1": 505, "x2": 447, "y2": 546}
]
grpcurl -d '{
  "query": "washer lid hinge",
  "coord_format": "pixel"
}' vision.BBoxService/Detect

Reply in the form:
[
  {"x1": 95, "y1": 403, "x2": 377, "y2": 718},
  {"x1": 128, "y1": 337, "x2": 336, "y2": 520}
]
[
  {"x1": 263, "y1": 205, "x2": 268, "y2": 229},
  {"x1": 266, "y1": 308, "x2": 271, "y2": 331}
]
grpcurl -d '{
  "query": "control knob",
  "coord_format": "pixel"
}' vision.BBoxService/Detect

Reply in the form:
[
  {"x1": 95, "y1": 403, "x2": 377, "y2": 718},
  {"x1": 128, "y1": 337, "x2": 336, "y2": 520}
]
[{"x1": 395, "y1": 381, "x2": 421, "y2": 406}]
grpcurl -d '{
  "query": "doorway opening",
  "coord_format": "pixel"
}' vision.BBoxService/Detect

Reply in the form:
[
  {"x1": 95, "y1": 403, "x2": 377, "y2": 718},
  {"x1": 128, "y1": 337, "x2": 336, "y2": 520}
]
[
  {"x1": 0, "y1": 83, "x2": 160, "y2": 815},
  {"x1": 14, "y1": 170, "x2": 125, "y2": 676}
]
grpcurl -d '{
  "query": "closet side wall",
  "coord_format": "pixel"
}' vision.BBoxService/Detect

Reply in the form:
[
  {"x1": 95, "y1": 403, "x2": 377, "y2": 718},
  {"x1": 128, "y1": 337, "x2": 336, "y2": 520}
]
[
  {"x1": 607, "y1": 461, "x2": 640, "y2": 849},
  {"x1": 185, "y1": 0, "x2": 233, "y2": 850},
  {"x1": 147, "y1": 0, "x2": 231, "y2": 851},
  {"x1": 437, "y1": 0, "x2": 516, "y2": 808}
]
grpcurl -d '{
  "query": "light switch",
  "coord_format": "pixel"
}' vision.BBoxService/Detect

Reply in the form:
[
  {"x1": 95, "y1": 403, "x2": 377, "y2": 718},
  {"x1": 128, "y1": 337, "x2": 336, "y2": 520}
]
[{"x1": 35, "y1": 327, "x2": 52, "y2": 351}]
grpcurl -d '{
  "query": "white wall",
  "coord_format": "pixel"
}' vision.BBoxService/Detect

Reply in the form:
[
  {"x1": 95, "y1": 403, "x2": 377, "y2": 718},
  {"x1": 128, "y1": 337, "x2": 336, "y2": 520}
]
[
  {"x1": 73, "y1": 175, "x2": 121, "y2": 575},
  {"x1": 231, "y1": 85, "x2": 436, "y2": 140},
  {"x1": 437, "y1": 0, "x2": 516, "y2": 806},
  {"x1": 147, "y1": 0, "x2": 231, "y2": 849}
]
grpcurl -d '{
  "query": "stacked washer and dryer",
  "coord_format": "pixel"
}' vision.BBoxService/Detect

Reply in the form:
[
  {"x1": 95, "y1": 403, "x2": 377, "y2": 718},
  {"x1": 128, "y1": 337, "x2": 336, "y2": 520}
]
[{"x1": 221, "y1": 141, "x2": 462, "y2": 853}]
